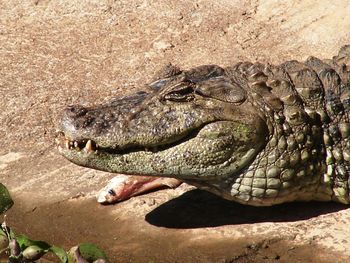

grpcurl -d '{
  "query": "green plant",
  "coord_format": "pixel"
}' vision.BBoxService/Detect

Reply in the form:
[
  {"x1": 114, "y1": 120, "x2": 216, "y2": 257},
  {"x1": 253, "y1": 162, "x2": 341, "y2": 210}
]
[{"x1": 0, "y1": 183, "x2": 108, "y2": 263}]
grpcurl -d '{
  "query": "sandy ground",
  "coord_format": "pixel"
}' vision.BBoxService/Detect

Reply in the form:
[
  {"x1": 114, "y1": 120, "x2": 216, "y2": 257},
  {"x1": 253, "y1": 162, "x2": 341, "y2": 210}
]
[{"x1": 1, "y1": 0, "x2": 350, "y2": 262}]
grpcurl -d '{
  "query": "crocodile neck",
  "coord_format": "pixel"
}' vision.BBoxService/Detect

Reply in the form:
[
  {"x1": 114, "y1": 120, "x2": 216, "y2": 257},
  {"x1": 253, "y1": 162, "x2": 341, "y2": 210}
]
[{"x1": 189, "y1": 59, "x2": 350, "y2": 206}]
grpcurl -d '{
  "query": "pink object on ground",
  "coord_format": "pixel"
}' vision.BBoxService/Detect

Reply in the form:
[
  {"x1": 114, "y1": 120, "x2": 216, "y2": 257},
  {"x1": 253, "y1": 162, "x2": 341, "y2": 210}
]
[{"x1": 97, "y1": 174, "x2": 182, "y2": 204}]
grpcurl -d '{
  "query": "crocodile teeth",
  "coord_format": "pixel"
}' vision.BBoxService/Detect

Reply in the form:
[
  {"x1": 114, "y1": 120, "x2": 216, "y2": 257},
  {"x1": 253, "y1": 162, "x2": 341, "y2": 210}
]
[
  {"x1": 73, "y1": 141, "x2": 79, "y2": 148},
  {"x1": 65, "y1": 140, "x2": 70, "y2": 149},
  {"x1": 84, "y1": 140, "x2": 94, "y2": 152},
  {"x1": 56, "y1": 134, "x2": 97, "y2": 152}
]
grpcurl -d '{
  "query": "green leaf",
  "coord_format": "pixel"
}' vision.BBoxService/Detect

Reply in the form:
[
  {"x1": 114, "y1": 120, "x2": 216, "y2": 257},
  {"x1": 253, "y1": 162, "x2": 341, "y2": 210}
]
[
  {"x1": 0, "y1": 184, "x2": 13, "y2": 214},
  {"x1": 78, "y1": 243, "x2": 108, "y2": 262},
  {"x1": 49, "y1": 245, "x2": 68, "y2": 263},
  {"x1": 16, "y1": 234, "x2": 51, "y2": 251},
  {"x1": 16, "y1": 235, "x2": 69, "y2": 262}
]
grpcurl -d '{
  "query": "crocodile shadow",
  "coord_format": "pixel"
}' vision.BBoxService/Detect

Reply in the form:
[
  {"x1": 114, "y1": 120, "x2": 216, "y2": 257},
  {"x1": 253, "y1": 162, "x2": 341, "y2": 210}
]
[{"x1": 145, "y1": 189, "x2": 348, "y2": 228}]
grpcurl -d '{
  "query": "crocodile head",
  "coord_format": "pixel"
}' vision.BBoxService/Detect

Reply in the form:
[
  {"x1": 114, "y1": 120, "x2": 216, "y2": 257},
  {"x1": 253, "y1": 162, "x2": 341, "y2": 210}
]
[{"x1": 58, "y1": 65, "x2": 268, "y2": 188}]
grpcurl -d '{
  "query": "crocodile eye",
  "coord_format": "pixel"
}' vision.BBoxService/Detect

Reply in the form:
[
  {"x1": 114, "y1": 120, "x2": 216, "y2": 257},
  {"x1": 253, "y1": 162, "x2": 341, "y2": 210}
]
[
  {"x1": 162, "y1": 82, "x2": 195, "y2": 102},
  {"x1": 195, "y1": 77, "x2": 246, "y2": 103}
]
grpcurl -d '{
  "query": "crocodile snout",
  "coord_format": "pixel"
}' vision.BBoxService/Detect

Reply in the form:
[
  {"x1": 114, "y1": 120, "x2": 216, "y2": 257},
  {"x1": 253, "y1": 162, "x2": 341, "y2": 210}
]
[
  {"x1": 64, "y1": 105, "x2": 88, "y2": 118},
  {"x1": 60, "y1": 105, "x2": 99, "y2": 141}
]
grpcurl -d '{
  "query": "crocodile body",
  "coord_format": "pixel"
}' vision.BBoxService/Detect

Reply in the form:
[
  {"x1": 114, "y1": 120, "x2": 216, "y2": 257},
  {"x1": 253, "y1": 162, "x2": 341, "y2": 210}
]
[{"x1": 58, "y1": 45, "x2": 350, "y2": 206}]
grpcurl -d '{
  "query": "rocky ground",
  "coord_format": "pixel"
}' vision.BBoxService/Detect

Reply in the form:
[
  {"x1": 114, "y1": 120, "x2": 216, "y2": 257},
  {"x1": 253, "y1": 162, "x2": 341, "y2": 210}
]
[{"x1": 1, "y1": 0, "x2": 350, "y2": 262}]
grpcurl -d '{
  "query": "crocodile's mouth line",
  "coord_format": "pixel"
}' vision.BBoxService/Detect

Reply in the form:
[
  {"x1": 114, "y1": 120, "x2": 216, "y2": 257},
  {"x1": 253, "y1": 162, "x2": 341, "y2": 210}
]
[
  {"x1": 56, "y1": 127, "x2": 203, "y2": 156},
  {"x1": 56, "y1": 135, "x2": 164, "y2": 155}
]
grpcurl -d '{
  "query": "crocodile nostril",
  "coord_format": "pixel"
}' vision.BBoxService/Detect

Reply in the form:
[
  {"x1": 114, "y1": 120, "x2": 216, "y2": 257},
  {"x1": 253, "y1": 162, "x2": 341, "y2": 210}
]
[{"x1": 65, "y1": 105, "x2": 88, "y2": 117}]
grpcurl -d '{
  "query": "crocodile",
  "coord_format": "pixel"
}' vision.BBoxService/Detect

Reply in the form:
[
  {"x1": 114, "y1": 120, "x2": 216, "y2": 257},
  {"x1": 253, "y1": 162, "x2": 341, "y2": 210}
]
[{"x1": 57, "y1": 45, "x2": 350, "y2": 206}]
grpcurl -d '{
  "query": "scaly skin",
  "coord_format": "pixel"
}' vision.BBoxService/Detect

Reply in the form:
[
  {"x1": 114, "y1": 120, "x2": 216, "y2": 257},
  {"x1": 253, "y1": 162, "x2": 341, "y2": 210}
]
[{"x1": 58, "y1": 45, "x2": 350, "y2": 206}]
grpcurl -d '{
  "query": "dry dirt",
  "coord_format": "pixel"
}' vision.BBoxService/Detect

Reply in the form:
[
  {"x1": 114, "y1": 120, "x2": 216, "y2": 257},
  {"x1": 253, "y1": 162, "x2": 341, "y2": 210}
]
[{"x1": 1, "y1": 0, "x2": 350, "y2": 262}]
